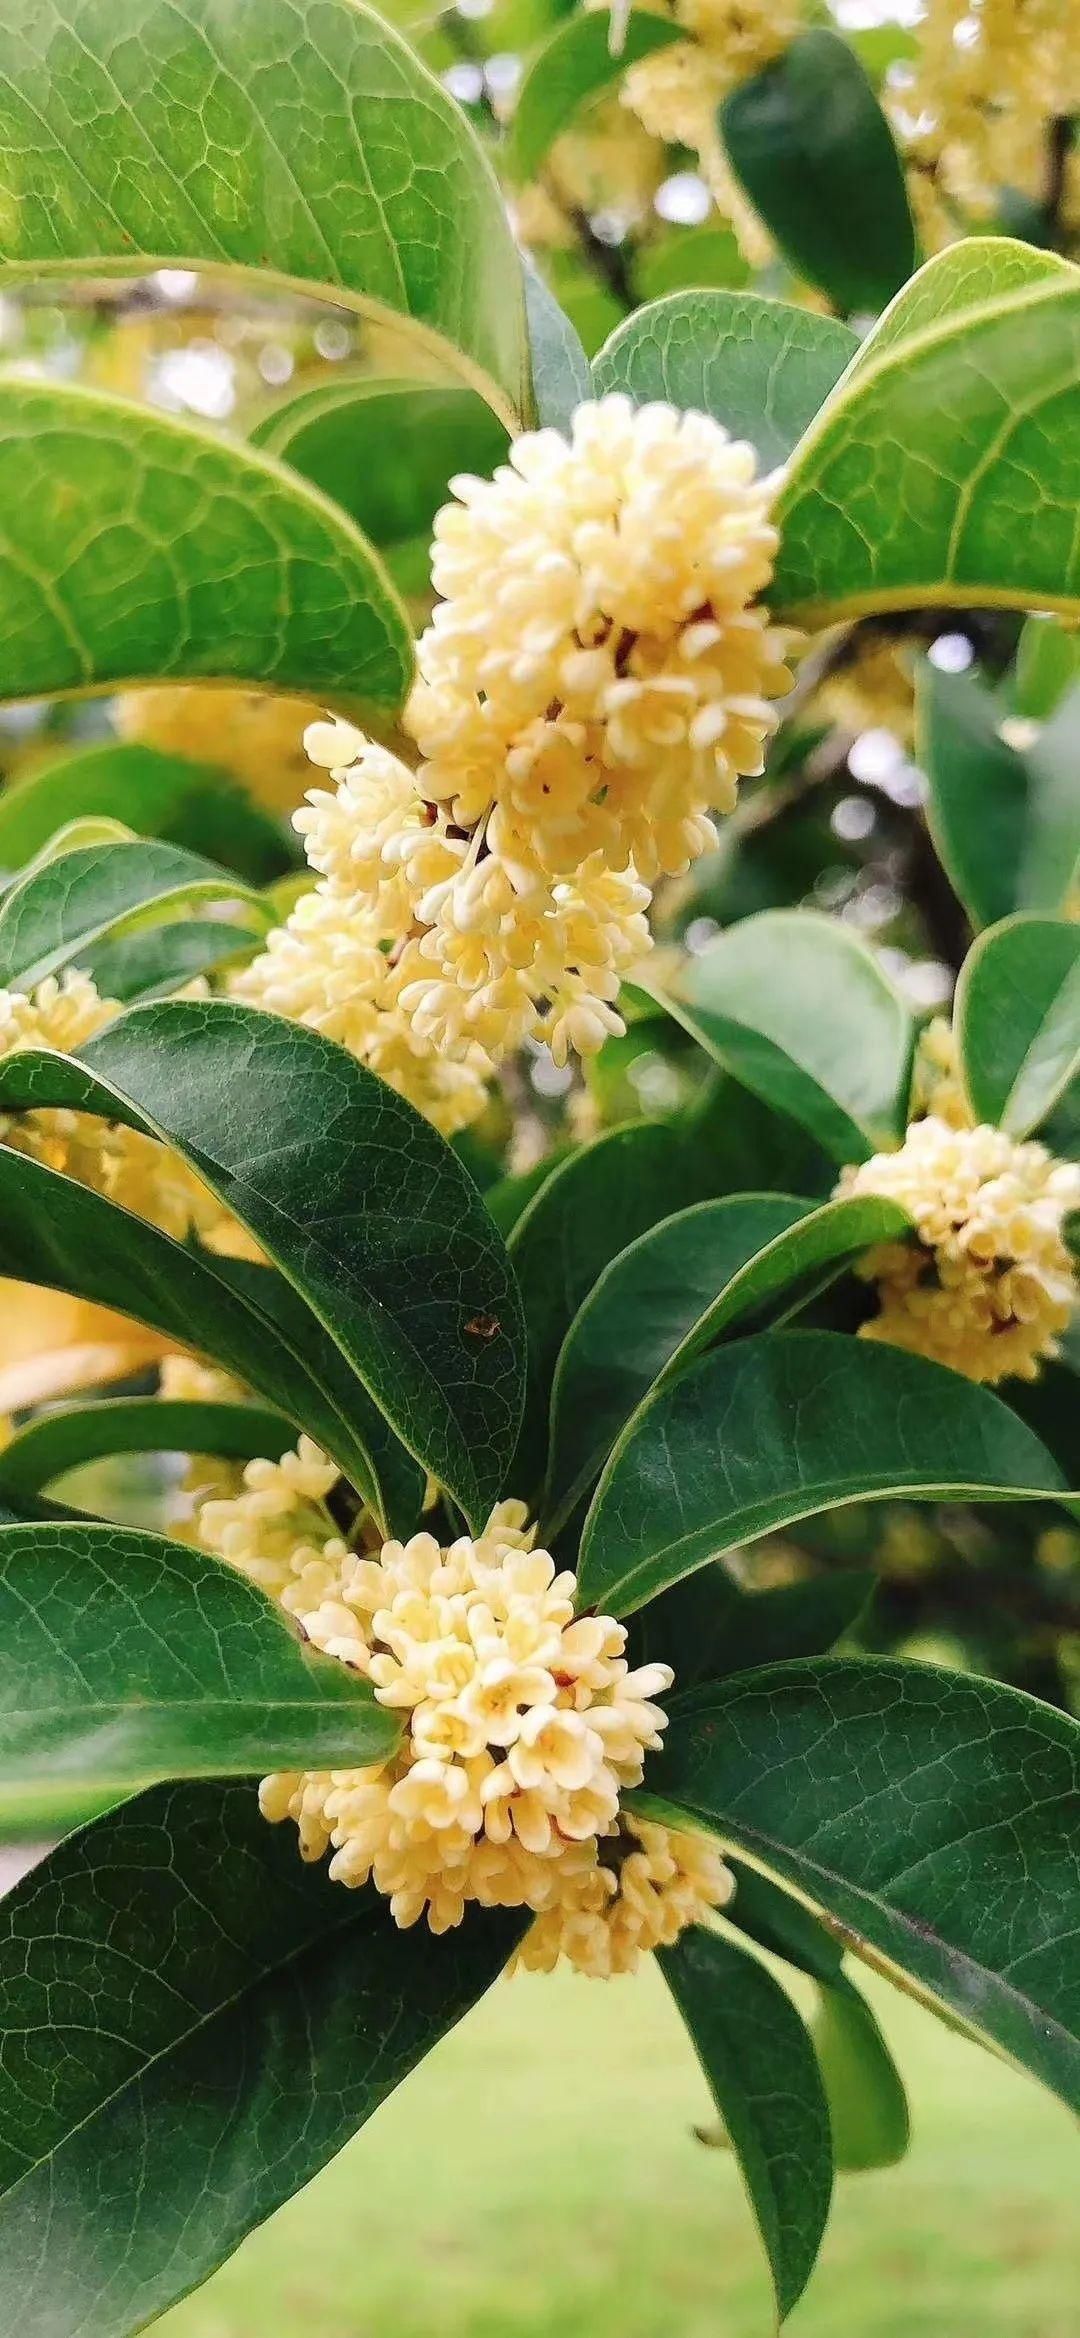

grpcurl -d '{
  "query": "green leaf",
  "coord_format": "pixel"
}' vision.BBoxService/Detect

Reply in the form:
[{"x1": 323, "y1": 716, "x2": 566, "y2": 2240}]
[
  {"x1": 0, "y1": 743, "x2": 299, "y2": 886},
  {"x1": 578, "y1": 1329, "x2": 1068, "y2": 1614},
  {"x1": 0, "y1": 999, "x2": 526, "y2": 1528},
  {"x1": 86, "y1": 917, "x2": 264, "y2": 1005},
  {"x1": 632, "y1": 225, "x2": 750, "y2": 303},
  {"x1": 633, "y1": 1566, "x2": 874, "y2": 1690},
  {"x1": 0, "y1": 1146, "x2": 422, "y2": 1536},
  {"x1": 545, "y1": 1191, "x2": 908, "y2": 1532},
  {"x1": 721, "y1": 31, "x2": 914, "y2": 316},
  {"x1": 524, "y1": 260, "x2": 593, "y2": 432},
  {"x1": 774, "y1": 253, "x2": 1080, "y2": 626},
  {"x1": 0, "y1": 1396, "x2": 295, "y2": 1508},
  {"x1": 635, "y1": 1656, "x2": 1080, "y2": 2111},
  {"x1": 251, "y1": 376, "x2": 508, "y2": 596},
  {"x1": 809, "y1": 1978, "x2": 910, "y2": 2172},
  {"x1": 509, "y1": 8, "x2": 682, "y2": 181},
  {"x1": 661, "y1": 1925, "x2": 833, "y2": 2320},
  {"x1": 591, "y1": 291, "x2": 857, "y2": 467},
  {"x1": 0, "y1": 1519, "x2": 398, "y2": 1805},
  {"x1": 0, "y1": 1782, "x2": 519, "y2": 2337},
  {"x1": 918, "y1": 663, "x2": 1080, "y2": 929},
  {"x1": 0, "y1": 378, "x2": 413, "y2": 714},
  {"x1": 0, "y1": 837, "x2": 267, "y2": 991},
  {"x1": 0, "y1": 0, "x2": 528, "y2": 424},
  {"x1": 847, "y1": 237, "x2": 1066, "y2": 369},
  {"x1": 665, "y1": 911, "x2": 915, "y2": 1160},
  {"x1": 954, "y1": 914, "x2": 1080, "y2": 1139},
  {"x1": 1014, "y1": 614, "x2": 1080, "y2": 719}
]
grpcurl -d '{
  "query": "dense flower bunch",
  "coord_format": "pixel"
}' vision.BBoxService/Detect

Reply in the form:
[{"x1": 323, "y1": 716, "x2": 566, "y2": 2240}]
[
  {"x1": 248, "y1": 397, "x2": 792, "y2": 1092},
  {"x1": 118, "y1": 683, "x2": 322, "y2": 814},
  {"x1": 622, "y1": 0, "x2": 799, "y2": 258},
  {"x1": 839, "y1": 1117, "x2": 1080, "y2": 1384},
  {"x1": 896, "y1": 0, "x2": 1080, "y2": 228},
  {"x1": 0, "y1": 969, "x2": 225, "y2": 1241},
  {"x1": 195, "y1": 1457, "x2": 731, "y2": 1971}
]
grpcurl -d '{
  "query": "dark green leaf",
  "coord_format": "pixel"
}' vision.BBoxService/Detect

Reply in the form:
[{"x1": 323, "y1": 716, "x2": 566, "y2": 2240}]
[
  {"x1": 0, "y1": 743, "x2": 298, "y2": 886},
  {"x1": 0, "y1": 379, "x2": 412, "y2": 714},
  {"x1": 592, "y1": 291, "x2": 857, "y2": 467},
  {"x1": 635, "y1": 1656, "x2": 1080, "y2": 2111},
  {"x1": 0, "y1": 0, "x2": 528, "y2": 424},
  {"x1": 0, "y1": 1519, "x2": 399, "y2": 1803},
  {"x1": 954, "y1": 914, "x2": 1080, "y2": 1137},
  {"x1": 661, "y1": 1925, "x2": 833, "y2": 2319},
  {"x1": 721, "y1": 31, "x2": 914, "y2": 316},
  {"x1": 0, "y1": 1146, "x2": 422, "y2": 1535},
  {"x1": 578, "y1": 1329, "x2": 1068, "y2": 1614},
  {"x1": 0, "y1": 1782, "x2": 519, "y2": 2337},
  {"x1": 919, "y1": 663, "x2": 1080, "y2": 929},
  {"x1": 0, "y1": 837, "x2": 267, "y2": 991},
  {"x1": 547, "y1": 1193, "x2": 905, "y2": 1533},
  {"x1": 86, "y1": 917, "x2": 264, "y2": 1004},
  {"x1": 509, "y1": 8, "x2": 682, "y2": 180},
  {"x1": 0, "y1": 1000, "x2": 526, "y2": 1527},
  {"x1": 665, "y1": 912, "x2": 915, "y2": 1160},
  {"x1": 0, "y1": 1397, "x2": 294, "y2": 1508}
]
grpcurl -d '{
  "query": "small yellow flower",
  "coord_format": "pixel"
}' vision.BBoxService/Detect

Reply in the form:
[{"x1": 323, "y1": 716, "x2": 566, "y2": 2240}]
[{"x1": 839, "y1": 1117, "x2": 1080, "y2": 1384}]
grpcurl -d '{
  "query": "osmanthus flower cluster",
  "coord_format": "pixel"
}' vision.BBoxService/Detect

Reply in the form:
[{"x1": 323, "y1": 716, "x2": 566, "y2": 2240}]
[
  {"x1": 194, "y1": 1451, "x2": 732, "y2": 1974},
  {"x1": 240, "y1": 395, "x2": 793, "y2": 1107},
  {"x1": 838, "y1": 1117, "x2": 1080, "y2": 1386},
  {"x1": 895, "y1": 0, "x2": 1080, "y2": 230}
]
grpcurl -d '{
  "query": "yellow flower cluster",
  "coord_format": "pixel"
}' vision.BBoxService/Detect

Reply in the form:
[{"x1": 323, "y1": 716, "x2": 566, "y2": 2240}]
[
  {"x1": 839, "y1": 1116, "x2": 1080, "y2": 1384},
  {"x1": 117, "y1": 684, "x2": 322, "y2": 815},
  {"x1": 909, "y1": 1017, "x2": 971, "y2": 1132},
  {"x1": 894, "y1": 0, "x2": 1080, "y2": 231},
  {"x1": 512, "y1": 101, "x2": 665, "y2": 252},
  {"x1": 817, "y1": 632, "x2": 916, "y2": 747},
  {"x1": 622, "y1": 0, "x2": 800, "y2": 259},
  {"x1": 265, "y1": 398, "x2": 791, "y2": 1082},
  {"x1": 196, "y1": 1457, "x2": 731, "y2": 1971}
]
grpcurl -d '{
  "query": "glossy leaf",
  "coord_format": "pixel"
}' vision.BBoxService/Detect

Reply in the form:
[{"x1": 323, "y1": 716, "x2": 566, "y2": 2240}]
[
  {"x1": 251, "y1": 377, "x2": 508, "y2": 595},
  {"x1": 509, "y1": 9, "x2": 682, "y2": 180},
  {"x1": 846, "y1": 237, "x2": 1066, "y2": 369},
  {"x1": 578, "y1": 1329, "x2": 1068, "y2": 1614},
  {"x1": 0, "y1": 0, "x2": 528, "y2": 423},
  {"x1": 0, "y1": 1000, "x2": 526, "y2": 1527},
  {"x1": 632, "y1": 1565, "x2": 874, "y2": 1690},
  {"x1": 0, "y1": 743, "x2": 299, "y2": 886},
  {"x1": 591, "y1": 291, "x2": 857, "y2": 467},
  {"x1": 919, "y1": 663, "x2": 1080, "y2": 929},
  {"x1": 666, "y1": 912, "x2": 915, "y2": 1160},
  {"x1": 0, "y1": 837, "x2": 266, "y2": 991},
  {"x1": 0, "y1": 1519, "x2": 398, "y2": 1803},
  {"x1": 954, "y1": 914, "x2": 1080, "y2": 1137},
  {"x1": 661, "y1": 1925, "x2": 833, "y2": 2320},
  {"x1": 0, "y1": 379, "x2": 412, "y2": 714},
  {"x1": 721, "y1": 31, "x2": 914, "y2": 316},
  {"x1": 0, "y1": 1397, "x2": 294, "y2": 1508},
  {"x1": 775, "y1": 256, "x2": 1080, "y2": 625},
  {"x1": 635, "y1": 1657, "x2": 1080, "y2": 2111},
  {"x1": 0, "y1": 1146, "x2": 422, "y2": 1535},
  {"x1": 545, "y1": 1192, "x2": 908, "y2": 1531},
  {"x1": 1014, "y1": 614, "x2": 1080, "y2": 718},
  {"x1": 0, "y1": 1782, "x2": 519, "y2": 2337}
]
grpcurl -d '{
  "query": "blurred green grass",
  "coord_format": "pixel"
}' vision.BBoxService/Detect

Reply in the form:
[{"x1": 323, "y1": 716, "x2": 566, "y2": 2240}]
[{"x1": 161, "y1": 1958, "x2": 1079, "y2": 2338}]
